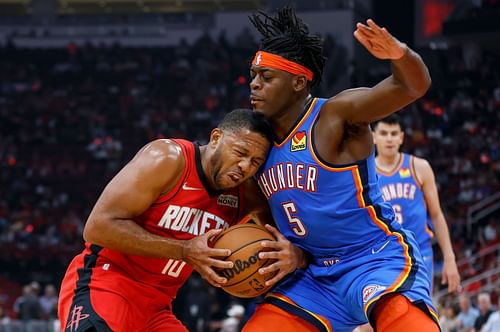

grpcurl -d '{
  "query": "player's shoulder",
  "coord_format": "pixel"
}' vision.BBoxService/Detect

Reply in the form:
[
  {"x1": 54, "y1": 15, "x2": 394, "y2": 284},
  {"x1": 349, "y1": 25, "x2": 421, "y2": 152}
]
[
  {"x1": 410, "y1": 154, "x2": 435, "y2": 183},
  {"x1": 138, "y1": 139, "x2": 186, "y2": 168},
  {"x1": 410, "y1": 154, "x2": 432, "y2": 171},
  {"x1": 322, "y1": 88, "x2": 371, "y2": 113}
]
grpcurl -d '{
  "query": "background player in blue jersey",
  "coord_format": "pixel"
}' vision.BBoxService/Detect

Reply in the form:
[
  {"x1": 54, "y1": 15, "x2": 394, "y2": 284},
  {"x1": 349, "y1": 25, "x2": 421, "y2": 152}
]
[
  {"x1": 372, "y1": 114, "x2": 461, "y2": 293},
  {"x1": 244, "y1": 6, "x2": 439, "y2": 332}
]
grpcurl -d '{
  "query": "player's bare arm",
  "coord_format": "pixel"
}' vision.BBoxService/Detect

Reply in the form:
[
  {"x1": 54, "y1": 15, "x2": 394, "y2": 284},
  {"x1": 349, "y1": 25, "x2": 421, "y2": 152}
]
[
  {"x1": 313, "y1": 19, "x2": 431, "y2": 164},
  {"x1": 83, "y1": 139, "x2": 233, "y2": 286},
  {"x1": 242, "y1": 178, "x2": 308, "y2": 286},
  {"x1": 414, "y1": 156, "x2": 461, "y2": 292},
  {"x1": 329, "y1": 19, "x2": 431, "y2": 124}
]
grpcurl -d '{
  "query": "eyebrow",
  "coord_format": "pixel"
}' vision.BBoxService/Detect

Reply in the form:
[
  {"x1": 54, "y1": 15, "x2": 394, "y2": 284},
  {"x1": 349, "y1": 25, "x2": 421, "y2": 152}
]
[
  {"x1": 250, "y1": 66, "x2": 274, "y2": 74},
  {"x1": 233, "y1": 144, "x2": 250, "y2": 153}
]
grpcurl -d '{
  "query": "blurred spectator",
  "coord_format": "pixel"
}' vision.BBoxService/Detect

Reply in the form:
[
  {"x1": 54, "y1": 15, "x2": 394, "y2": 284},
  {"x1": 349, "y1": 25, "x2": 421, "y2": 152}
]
[
  {"x1": 39, "y1": 284, "x2": 58, "y2": 320},
  {"x1": 457, "y1": 294, "x2": 480, "y2": 332},
  {"x1": 440, "y1": 304, "x2": 460, "y2": 332},
  {"x1": 0, "y1": 306, "x2": 11, "y2": 324},
  {"x1": 13, "y1": 284, "x2": 43, "y2": 320},
  {"x1": 480, "y1": 309, "x2": 500, "y2": 332},
  {"x1": 474, "y1": 292, "x2": 495, "y2": 331}
]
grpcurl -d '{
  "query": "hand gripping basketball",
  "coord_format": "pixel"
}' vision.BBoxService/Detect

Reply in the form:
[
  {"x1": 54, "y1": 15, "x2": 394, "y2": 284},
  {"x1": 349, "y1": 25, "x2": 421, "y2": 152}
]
[{"x1": 211, "y1": 219, "x2": 278, "y2": 298}]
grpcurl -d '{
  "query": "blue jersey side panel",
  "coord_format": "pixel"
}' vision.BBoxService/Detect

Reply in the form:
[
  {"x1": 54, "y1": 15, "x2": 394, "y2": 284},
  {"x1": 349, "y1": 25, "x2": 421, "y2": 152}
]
[{"x1": 376, "y1": 153, "x2": 434, "y2": 249}]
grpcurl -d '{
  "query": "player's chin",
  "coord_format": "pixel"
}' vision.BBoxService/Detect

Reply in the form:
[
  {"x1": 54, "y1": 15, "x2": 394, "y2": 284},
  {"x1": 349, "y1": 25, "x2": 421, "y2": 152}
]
[
  {"x1": 217, "y1": 177, "x2": 241, "y2": 190},
  {"x1": 252, "y1": 104, "x2": 267, "y2": 114}
]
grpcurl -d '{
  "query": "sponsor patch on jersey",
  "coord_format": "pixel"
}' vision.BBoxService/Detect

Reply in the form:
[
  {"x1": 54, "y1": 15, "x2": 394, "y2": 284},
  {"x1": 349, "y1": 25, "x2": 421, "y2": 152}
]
[
  {"x1": 217, "y1": 195, "x2": 238, "y2": 208},
  {"x1": 291, "y1": 131, "x2": 306, "y2": 152},
  {"x1": 399, "y1": 167, "x2": 411, "y2": 178},
  {"x1": 362, "y1": 284, "x2": 387, "y2": 303}
]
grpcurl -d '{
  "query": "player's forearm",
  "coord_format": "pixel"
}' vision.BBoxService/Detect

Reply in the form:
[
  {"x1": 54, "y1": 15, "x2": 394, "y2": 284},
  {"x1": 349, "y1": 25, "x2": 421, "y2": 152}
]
[
  {"x1": 83, "y1": 218, "x2": 186, "y2": 260},
  {"x1": 391, "y1": 46, "x2": 431, "y2": 98},
  {"x1": 432, "y1": 214, "x2": 456, "y2": 260}
]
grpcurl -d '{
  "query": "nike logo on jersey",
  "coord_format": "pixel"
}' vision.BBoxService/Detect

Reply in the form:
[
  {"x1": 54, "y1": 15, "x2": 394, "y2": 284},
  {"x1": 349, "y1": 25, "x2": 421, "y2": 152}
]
[
  {"x1": 182, "y1": 182, "x2": 202, "y2": 191},
  {"x1": 371, "y1": 240, "x2": 390, "y2": 254}
]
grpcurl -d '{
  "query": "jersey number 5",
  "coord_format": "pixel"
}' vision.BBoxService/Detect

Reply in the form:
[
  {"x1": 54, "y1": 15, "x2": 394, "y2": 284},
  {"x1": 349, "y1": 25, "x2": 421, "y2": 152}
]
[{"x1": 282, "y1": 202, "x2": 307, "y2": 236}]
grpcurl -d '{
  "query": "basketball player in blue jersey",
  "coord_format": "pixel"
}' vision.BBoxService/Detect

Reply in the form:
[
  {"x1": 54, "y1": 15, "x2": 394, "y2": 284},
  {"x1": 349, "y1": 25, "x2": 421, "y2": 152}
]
[
  {"x1": 373, "y1": 114, "x2": 460, "y2": 292},
  {"x1": 354, "y1": 114, "x2": 461, "y2": 332},
  {"x1": 243, "y1": 6, "x2": 439, "y2": 332}
]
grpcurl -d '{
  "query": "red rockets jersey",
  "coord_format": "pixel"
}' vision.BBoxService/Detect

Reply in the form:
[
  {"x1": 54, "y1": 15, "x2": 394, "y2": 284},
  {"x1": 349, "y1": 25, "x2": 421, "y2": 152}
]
[{"x1": 80, "y1": 139, "x2": 245, "y2": 303}]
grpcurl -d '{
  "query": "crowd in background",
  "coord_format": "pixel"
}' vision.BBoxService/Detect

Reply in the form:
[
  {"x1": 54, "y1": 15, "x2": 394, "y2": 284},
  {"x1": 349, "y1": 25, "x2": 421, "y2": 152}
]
[{"x1": 0, "y1": 28, "x2": 498, "y2": 331}]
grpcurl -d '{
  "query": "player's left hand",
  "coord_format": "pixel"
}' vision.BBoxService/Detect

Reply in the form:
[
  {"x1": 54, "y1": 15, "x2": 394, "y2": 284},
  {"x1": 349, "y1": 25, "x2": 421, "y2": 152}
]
[
  {"x1": 257, "y1": 224, "x2": 308, "y2": 287},
  {"x1": 354, "y1": 19, "x2": 407, "y2": 60},
  {"x1": 442, "y1": 258, "x2": 461, "y2": 293}
]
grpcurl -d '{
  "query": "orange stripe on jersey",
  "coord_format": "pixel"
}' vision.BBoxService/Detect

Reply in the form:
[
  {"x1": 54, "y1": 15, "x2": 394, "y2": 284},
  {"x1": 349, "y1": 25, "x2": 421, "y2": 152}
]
[
  {"x1": 364, "y1": 205, "x2": 412, "y2": 315},
  {"x1": 427, "y1": 304, "x2": 439, "y2": 323},
  {"x1": 352, "y1": 167, "x2": 366, "y2": 208},
  {"x1": 266, "y1": 293, "x2": 333, "y2": 332},
  {"x1": 424, "y1": 224, "x2": 434, "y2": 238},
  {"x1": 275, "y1": 98, "x2": 318, "y2": 148},
  {"x1": 376, "y1": 153, "x2": 404, "y2": 176},
  {"x1": 409, "y1": 155, "x2": 423, "y2": 188}
]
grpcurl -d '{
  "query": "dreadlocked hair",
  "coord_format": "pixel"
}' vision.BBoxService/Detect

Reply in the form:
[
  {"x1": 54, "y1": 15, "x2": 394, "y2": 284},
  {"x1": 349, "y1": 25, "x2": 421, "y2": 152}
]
[{"x1": 249, "y1": 6, "x2": 326, "y2": 87}]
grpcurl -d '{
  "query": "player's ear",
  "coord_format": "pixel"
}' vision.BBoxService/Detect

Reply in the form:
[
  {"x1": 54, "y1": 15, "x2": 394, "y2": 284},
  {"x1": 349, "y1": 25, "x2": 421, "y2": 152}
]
[
  {"x1": 292, "y1": 74, "x2": 308, "y2": 92},
  {"x1": 399, "y1": 131, "x2": 405, "y2": 144},
  {"x1": 210, "y1": 128, "x2": 223, "y2": 147}
]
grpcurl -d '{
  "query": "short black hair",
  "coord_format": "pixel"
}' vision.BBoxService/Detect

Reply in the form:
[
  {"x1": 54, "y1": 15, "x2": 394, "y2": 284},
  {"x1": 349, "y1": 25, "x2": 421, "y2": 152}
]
[
  {"x1": 371, "y1": 113, "x2": 403, "y2": 131},
  {"x1": 249, "y1": 6, "x2": 326, "y2": 87},
  {"x1": 219, "y1": 109, "x2": 274, "y2": 143}
]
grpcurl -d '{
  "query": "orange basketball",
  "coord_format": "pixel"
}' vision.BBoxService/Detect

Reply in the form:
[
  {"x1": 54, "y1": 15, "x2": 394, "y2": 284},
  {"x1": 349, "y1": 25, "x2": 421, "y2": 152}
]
[{"x1": 211, "y1": 217, "x2": 277, "y2": 298}]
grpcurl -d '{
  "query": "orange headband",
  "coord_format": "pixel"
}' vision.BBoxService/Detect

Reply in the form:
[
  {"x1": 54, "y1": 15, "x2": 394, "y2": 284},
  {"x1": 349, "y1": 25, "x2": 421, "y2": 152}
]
[{"x1": 252, "y1": 51, "x2": 314, "y2": 81}]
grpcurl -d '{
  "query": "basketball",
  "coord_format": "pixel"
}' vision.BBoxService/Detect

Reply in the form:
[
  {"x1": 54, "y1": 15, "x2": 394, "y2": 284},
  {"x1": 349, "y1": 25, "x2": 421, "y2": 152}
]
[{"x1": 211, "y1": 217, "x2": 277, "y2": 298}]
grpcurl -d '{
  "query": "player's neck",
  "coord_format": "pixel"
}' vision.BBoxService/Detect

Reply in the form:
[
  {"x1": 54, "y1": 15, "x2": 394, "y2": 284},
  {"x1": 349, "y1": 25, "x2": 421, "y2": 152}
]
[
  {"x1": 272, "y1": 94, "x2": 312, "y2": 141},
  {"x1": 376, "y1": 152, "x2": 401, "y2": 172},
  {"x1": 198, "y1": 145, "x2": 217, "y2": 191}
]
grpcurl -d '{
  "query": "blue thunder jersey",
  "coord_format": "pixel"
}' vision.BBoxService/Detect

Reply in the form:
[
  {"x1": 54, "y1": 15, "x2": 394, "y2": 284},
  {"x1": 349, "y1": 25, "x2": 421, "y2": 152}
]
[
  {"x1": 255, "y1": 98, "x2": 438, "y2": 331},
  {"x1": 376, "y1": 153, "x2": 434, "y2": 250},
  {"x1": 256, "y1": 98, "x2": 399, "y2": 258}
]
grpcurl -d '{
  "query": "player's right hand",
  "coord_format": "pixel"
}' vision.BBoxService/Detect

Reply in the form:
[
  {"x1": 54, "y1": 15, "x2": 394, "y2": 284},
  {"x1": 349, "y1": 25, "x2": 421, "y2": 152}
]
[
  {"x1": 354, "y1": 19, "x2": 407, "y2": 60},
  {"x1": 182, "y1": 228, "x2": 233, "y2": 287}
]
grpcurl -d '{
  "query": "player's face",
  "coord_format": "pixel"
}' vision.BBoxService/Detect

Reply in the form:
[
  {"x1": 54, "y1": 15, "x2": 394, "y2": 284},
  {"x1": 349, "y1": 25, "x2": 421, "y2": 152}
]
[
  {"x1": 210, "y1": 129, "x2": 270, "y2": 190},
  {"x1": 249, "y1": 66, "x2": 297, "y2": 120},
  {"x1": 373, "y1": 123, "x2": 404, "y2": 157}
]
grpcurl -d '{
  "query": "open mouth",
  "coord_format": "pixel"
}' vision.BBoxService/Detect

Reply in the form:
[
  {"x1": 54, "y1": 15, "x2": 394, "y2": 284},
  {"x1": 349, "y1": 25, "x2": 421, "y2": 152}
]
[{"x1": 227, "y1": 172, "x2": 242, "y2": 183}]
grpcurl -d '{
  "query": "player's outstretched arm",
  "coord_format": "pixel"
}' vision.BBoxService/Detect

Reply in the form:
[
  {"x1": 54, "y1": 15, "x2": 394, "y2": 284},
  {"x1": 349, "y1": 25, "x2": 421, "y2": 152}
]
[
  {"x1": 82, "y1": 139, "x2": 233, "y2": 286},
  {"x1": 415, "y1": 157, "x2": 461, "y2": 293},
  {"x1": 325, "y1": 19, "x2": 431, "y2": 124}
]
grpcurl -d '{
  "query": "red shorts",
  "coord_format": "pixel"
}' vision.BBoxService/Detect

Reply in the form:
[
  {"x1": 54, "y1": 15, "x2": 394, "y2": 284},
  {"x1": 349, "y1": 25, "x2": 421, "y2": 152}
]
[{"x1": 58, "y1": 249, "x2": 188, "y2": 332}]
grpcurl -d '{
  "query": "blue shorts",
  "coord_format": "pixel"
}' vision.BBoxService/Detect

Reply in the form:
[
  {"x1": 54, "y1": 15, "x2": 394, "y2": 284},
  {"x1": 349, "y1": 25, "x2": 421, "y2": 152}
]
[
  {"x1": 265, "y1": 222, "x2": 438, "y2": 332},
  {"x1": 419, "y1": 245, "x2": 434, "y2": 291}
]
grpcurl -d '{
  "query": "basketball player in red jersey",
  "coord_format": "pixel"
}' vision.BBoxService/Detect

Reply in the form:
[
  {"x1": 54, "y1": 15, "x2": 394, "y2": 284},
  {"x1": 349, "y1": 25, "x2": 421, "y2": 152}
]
[{"x1": 58, "y1": 109, "x2": 308, "y2": 332}]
